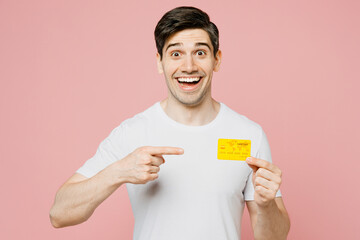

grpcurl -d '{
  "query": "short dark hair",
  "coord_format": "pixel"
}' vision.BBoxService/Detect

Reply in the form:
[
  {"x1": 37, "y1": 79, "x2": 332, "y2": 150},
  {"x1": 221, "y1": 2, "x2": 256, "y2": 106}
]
[{"x1": 154, "y1": 6, "x2": 219, "y2": 59}]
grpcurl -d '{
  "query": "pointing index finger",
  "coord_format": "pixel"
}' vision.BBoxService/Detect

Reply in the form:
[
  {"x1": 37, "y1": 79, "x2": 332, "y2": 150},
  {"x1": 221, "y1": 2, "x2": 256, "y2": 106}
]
[{"x1": 145, "y1": 146, "x2": 184, "y2": 156}]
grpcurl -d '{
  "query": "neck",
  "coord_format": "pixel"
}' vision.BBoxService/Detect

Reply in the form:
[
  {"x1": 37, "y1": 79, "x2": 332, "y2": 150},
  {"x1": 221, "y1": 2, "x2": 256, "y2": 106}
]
[{"x1": 160, "y1": 96, "x2": 220, "y2": 126}]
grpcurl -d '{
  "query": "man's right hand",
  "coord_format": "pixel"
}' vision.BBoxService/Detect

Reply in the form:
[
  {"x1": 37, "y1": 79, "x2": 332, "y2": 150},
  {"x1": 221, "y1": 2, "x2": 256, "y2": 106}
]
[
  {"x1": 114, "y1": 146, "x2": 184, "y2": 184},
  {"x1": 50, "y1": 146, "x2": 184, "y2": 228}
]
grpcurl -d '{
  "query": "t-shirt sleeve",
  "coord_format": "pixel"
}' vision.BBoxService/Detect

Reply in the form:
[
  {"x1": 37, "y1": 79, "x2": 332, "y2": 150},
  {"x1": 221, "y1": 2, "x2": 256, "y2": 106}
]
[
  {"x1": 76, "y1": 123, "x2": 128, "y2": 178},
  {"x1": 244, "y1": 128, "x2": 282, "y2": 201}
]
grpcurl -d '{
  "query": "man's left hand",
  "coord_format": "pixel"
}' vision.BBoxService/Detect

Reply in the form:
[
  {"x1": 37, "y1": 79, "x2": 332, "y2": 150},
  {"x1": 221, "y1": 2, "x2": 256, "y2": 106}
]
[{"x1": 246, "y1": 157, "x2": 282, "y2": 208}]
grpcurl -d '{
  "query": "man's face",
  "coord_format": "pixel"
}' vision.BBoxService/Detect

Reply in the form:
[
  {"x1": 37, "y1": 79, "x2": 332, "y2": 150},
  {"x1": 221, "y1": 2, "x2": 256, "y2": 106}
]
[{"x1": 157, "y1": 29, "x2": 221, "y2": 106}]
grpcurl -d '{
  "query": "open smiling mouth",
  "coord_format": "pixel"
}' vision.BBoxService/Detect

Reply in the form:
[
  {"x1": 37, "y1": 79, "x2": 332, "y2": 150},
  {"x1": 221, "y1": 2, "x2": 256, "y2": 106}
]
[{"x1": 176, "y1": 77, "x2": 202, "y2": 91}]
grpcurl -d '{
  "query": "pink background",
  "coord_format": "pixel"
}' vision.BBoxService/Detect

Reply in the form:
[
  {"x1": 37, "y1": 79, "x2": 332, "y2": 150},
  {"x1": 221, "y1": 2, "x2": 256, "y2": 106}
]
[{"x1": 1, "y1": 0, "x2": 359, "y2": 239}]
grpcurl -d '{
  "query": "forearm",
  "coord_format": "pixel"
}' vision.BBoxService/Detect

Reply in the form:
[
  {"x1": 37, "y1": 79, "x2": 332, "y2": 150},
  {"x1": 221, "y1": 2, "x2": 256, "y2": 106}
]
[
  {"x1": 253, "y1": 199, "x2": 290, "y2": 240},
  {"x1": 50, "y1": 166, "x2": 126, "y2": 228},
  {"x1": 50, "y1": 146, "x2": 176, "y2": 228}
]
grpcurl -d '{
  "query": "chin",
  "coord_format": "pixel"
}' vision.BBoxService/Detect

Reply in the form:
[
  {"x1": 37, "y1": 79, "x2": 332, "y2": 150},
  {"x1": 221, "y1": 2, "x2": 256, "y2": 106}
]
[{"x1": 176, "y1": 94, "x2": 207, "y2": 107}]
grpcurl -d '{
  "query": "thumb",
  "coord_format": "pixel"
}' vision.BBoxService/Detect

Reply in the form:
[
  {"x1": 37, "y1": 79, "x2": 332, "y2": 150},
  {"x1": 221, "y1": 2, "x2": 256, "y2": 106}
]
[
  {"x1": 246, "y1": 157, "x2": 259, "y2": 173},
  {"x1": 246, "y1": 158, "x2": 258, "y2": 185},
  {"x1": 248, "y1": 164, "x2": 259, "y2": 174}
]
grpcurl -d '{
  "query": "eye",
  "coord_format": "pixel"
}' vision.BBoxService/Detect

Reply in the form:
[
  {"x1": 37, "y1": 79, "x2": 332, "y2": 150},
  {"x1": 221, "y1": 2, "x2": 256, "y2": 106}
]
[
  {"x1": 171, "y1": 51, "x2": 181, "y2": 57},
  {"x1": 196, "y1": 50, "x2": 206, "y2": 56}
]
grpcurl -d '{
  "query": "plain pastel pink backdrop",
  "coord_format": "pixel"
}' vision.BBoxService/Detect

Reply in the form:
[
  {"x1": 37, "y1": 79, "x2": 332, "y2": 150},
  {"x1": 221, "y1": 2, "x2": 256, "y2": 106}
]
[{"x1": 1, "y1": 0, "x2": 359, "y2": 239}]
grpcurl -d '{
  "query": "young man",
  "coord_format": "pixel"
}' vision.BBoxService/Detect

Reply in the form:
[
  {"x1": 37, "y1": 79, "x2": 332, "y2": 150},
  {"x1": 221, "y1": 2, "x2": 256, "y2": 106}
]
[{"x1": 50, "y1": 6, "x2": 290, "y2": 239}]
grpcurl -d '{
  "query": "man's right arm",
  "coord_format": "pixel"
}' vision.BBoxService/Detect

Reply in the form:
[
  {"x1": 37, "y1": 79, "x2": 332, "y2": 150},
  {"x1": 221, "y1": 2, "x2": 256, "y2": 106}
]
[
  {"x1": 49, "y1": 146, "x2": 184, "y2": 228},
  {"x1": 49, "y1": 168, "x2": 125, "y2": 228}
]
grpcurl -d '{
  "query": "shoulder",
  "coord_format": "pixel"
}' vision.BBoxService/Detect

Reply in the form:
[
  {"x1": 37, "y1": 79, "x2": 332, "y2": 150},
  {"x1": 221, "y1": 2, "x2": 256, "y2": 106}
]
[{"x1": 112, "y1": 102, "x2": 159, "y2": 134}]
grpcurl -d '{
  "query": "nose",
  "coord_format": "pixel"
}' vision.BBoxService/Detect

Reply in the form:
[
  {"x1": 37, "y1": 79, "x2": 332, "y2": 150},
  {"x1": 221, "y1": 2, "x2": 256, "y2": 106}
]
[{"x1": 180, "y1": 55, "x2": 198, "y2": 73}]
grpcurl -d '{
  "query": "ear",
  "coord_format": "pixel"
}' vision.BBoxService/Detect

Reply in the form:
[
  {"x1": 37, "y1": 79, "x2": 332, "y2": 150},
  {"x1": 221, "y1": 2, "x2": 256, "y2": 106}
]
[
  {"x1": 156, "y1": 53, "x2": 164, "y2": 74},
  {"x1": 213, "y1": 50, "x2": 222, "y2": 72}
]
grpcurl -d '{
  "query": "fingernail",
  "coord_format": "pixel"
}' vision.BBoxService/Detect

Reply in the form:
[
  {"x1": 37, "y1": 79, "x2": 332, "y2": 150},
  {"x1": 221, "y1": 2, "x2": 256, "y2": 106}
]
[{"x1": 246, "y1": 157, "x2": 252, "y2": 162}]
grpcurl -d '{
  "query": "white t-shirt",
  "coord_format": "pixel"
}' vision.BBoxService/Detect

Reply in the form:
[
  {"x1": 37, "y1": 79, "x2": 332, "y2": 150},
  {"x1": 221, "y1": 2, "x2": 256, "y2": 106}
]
[{"x1": 77, "y1": 102, "x2": 281, "y2": 240}]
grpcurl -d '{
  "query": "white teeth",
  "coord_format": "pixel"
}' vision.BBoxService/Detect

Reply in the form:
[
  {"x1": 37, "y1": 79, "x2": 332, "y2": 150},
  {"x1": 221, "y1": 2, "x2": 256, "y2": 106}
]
[{"x1": 177, "y1": 77, "x2": 200, "y2": 82}]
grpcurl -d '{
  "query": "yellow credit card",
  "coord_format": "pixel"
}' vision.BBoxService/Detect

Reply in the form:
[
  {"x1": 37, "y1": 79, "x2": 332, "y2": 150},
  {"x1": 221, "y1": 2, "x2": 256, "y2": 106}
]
[{"x1": 217, "y1": 139, "x2": 251, "y2": 161}]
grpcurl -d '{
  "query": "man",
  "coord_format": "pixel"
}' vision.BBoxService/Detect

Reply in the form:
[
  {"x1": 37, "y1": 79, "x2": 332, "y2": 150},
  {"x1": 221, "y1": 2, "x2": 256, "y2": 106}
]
[{"x1": 50, "y1": 6, "x2": 290, "y2": 240}]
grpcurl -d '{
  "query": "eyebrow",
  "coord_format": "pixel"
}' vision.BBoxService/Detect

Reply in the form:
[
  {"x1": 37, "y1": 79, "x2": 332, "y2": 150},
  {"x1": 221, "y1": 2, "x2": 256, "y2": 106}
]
[
  {"x1": 195, "y1": 42, "x2": 212, "y2": 50},
  {"x1": 165, "y1": 43, "x2": 181, "y2": 52},
  {"x1": 165, "y1": 42, "x2": 212, "y2": 52}
]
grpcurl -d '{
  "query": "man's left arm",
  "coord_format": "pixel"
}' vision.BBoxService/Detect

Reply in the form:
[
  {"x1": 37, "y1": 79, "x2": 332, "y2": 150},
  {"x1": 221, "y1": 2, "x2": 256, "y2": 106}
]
[{"x1": 246, "y1": 157, "x2": 290, "y2": 240}]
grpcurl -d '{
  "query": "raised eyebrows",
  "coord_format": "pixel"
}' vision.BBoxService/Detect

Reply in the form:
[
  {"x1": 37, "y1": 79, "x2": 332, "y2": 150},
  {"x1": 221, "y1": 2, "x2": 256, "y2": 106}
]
[{"x1": 165, "y1": 42, "x2": 212, "y2": 53}]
